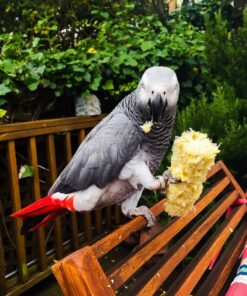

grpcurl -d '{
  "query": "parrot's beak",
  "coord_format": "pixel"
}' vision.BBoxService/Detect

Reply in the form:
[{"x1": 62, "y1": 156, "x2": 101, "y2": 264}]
[{"x1": 149, "y1": 94, "x2": 167, "y2": 123}]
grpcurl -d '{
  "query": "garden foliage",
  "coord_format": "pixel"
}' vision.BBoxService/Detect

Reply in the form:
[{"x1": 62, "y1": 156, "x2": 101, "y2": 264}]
[
  {"x1": 174, "y1": 86, "x2": 247, "y2": 178},
  {"x1": 0, "y1": 1, "x2": 206, "y2": 117},
  {"x1": 166, "y1": 6, "x2": 247, "y2": 180}
]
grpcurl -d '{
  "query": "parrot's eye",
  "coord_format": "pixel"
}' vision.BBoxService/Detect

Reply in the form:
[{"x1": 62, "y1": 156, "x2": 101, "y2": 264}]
[
  {"x1": 151, "y1": 90, "x2": 154, "y2": 94},
  {"x1": 163, "y1": 91, "x2": 166, "y2": 95}
]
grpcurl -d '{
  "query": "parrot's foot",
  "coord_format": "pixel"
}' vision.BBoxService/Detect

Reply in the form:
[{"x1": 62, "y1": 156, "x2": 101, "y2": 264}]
[
  {"x1": 128, "y1": 206, "x2": 156, "y2": 227},
  {"x1": 156, "y1": 171, "x2": 180, "y2": 190},
  {"x1": 162, "y1": 170, "x2": 180, "y2": 184}
]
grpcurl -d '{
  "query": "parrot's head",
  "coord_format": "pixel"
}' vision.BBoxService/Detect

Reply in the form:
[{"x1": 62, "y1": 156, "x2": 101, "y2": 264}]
[{"x1": 138, "y1": 66, "x2": 179, "y2": 123}]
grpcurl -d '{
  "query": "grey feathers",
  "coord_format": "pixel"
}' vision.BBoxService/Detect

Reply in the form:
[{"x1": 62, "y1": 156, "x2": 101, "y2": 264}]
[{"x1": 49, "y1": 108, "x2": 143, "y2": 194}]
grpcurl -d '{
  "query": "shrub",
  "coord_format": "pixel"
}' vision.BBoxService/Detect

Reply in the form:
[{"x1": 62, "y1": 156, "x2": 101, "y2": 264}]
[
  {"x1": 0, "y1": 3, "x2": 207, "y2": 120},
  {"x1": 173, "y1": 86, "x2": 247, "y2": 177},
  {"x1": 204, "y1": 9, "x2": 247, "y2": 100},
  {"x1": 170, "y1": 0, "x2": 243, "y2": 30}
]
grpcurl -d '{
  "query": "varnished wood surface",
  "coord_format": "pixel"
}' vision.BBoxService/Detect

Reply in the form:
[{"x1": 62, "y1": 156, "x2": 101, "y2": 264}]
[
  {"x1": 55, "y1": 246, "x2": 115, "y2": 296},
  {"x1": 7, "y1": 141, "x2": 29, "y2": 283},
  {"x1": 92, "y1": 197, "x2": 167, "y2": 259},
  {"x1": 0, "y1": 115, "x2": 105, "y2": 142},
  {"x1": 64, "y1": 132, "x2": 79, "y2": 250},
  {"x1": 92, "y1": 162, "x2": 226, "y2": 260},
  {"x1": 0, "y1": 229, "x2": 7, "y2": 294},
  {"x1": 2, "y1": 115, "x2": 110, "y2": 295},
  {"x1": 108, "y1": 177, "x2": 231, "y2": 290},
  {"x1": 78, "y1": 129, "x2": 93, "y2": 242},
  {"x1": 46, "y1": 135, "x2": 63, "y2": 260},
  {"x1": 28, "y1": 137, "x2": 47, "y2": 271},
  {"x1": 0, "y1": 115, "x2": 105, "y2": 134},
  {"x1": 52, "y1": 162, "x2": 247, "y2": 296},
  {"x1": 136, "y1": 190, "x2": 239, "y2": 296},
  {"x1": 166, "y1": 205, "x2": 246, "y2": 296},
  {"x1": 195, "y1": 218, "x2": 247, "y2": 296}
]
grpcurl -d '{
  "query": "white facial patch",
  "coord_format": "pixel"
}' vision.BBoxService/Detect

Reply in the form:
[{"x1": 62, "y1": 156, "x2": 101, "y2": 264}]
[{"x1": 138, "y1": 66, "x2": 179, "y2": 108}]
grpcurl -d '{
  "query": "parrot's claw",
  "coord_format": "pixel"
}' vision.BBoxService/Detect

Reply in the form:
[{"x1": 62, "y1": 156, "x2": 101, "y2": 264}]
[
  {"x1": 130, "y1": 206, "x2": 156, "y2": 227},
  {"x1": 156, "y1": 171, "x2": 180, "y2": 191},
  {"x1": 162, "y1": 170, "x2": 181, "y2": 184}
]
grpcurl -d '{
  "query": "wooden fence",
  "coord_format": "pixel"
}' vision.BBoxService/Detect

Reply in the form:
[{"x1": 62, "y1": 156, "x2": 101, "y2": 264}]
[{"x1": 0, "y1": 115, "x2": 122, "y2": 296}]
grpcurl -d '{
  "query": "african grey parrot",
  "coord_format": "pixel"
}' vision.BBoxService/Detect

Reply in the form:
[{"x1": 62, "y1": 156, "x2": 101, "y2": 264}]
[{"x1": 12, "y1": 66, "x2": 179, "y2": 233}]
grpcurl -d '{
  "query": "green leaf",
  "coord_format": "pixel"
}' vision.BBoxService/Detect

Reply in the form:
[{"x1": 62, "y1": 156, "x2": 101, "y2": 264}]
[
  {"x1": 100, "y1": 12, "x2": 109, "y2": 19},
  {"x1": 125, "y1": 57, "x2": 138, "y2": 67},
  {"x1": 35, "y1": 65, "x2": 45, "y2": 75},
  {"x1": 27, "y1": 81, "x2": 40, "y2": 91},
  {"x1": 52, "y1": 52, "x2": 65, "y2": 60},
  {"x1": 90, "y1": 76, "x2": 102, "y2": 91},
  {"x1": 56, "y1": 63, "x2": 65, "y2": 70},
  {"x1": 83, "y1": 72, "x2": 91, "y2": 82},
  {"x1": 0, "y1": 84, "x2": 11, "y2": 96},
  {"x1": 141, "y1": 41, "x2": 155, "y2": 51},
  {"x1": 18, "y1": 165, "x2": 34, "y2": 179},
  {"x1": 75, "y1": 76, "x2": 82, "y2": 82},
  {"x1": 51, "y1": 24, "x2": 58, "y2": 31},
  {"x1": 0, "y1": 99, "x2": 7, "y2": 106},
  {"x1": 82, "y1": 90, "x2": 91, "y2": 97},
  {"x1": 32, "y1": 52, "x2": 44, "y2": 61},
  {"x1": 2, "y1": 59, "x2": 16, "y2": 73},
  {"x1": 54, "y1": 90, "x2": 61, "y2": 97},
  {"x1": 32, "y1": 37, "x2": 40, "y2": 47},
  {"x1": 0, "y1": 109, "x2": 7, "y2": 118},
  {"x1": 102, "y1": 79, "x2": 114, "y2": 90}
]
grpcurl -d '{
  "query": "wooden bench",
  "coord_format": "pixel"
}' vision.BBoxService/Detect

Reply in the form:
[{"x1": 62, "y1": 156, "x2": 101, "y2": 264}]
[{"x1": 52, "y1": 161, "x2": 247, "y2": 296}]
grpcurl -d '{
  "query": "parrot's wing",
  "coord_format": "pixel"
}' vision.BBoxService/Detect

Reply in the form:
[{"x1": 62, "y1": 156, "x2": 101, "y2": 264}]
[{"x1": 49, "y1": 112, "x2": 143, "y2": 194}]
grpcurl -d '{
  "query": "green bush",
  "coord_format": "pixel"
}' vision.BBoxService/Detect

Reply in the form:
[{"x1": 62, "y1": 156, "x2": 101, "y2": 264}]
[
  {"x1": 171, "y1": 0, "x2": 243, "y2": 30},
  {"x1": 204, "y1": 9, "x2": 247, "y2": 100},
  {"x1": 0, "y1": 3, "x2": 207, "y2": 119},
  {"x1": 173, "y1": 86, "x2": 247, "y2": 177}
]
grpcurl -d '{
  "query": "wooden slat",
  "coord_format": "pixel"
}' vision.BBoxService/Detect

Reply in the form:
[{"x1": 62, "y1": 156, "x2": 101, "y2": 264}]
[
  {"x1": 57, "y1": 246, "x2": 115, "y2": 296},
  {"x1": 0, "y1": 227, "x2": 7, "y2": 294},
  {"x1": 7, "y1": 141, "x2": 28, "y2": 282},
  {"x1": 206, "y1": 161, "x2": 222, "y2": 179},
  {"x1": 166, "y1": 205, "x2": 247, "y2": 296},
  {"x1": 93, "y1": 176, "x2": 230, "y2": 260},
  {"x1": 92, "y1": 197, "x2": 166, "y2": 259},
  {"x1": 52, "y1": 262, "x2": 70, "y2": 296},
  {"x1": 195, "y1": 219, "x2": 247, "y2": 296},
  {"x1": 114, "y1": 205, "x2": 121, "y2": 224},
  {"x1": 106, "y1": 206, "x2": 112, "y2": 228},
  {"x1": 95, "y1": 209, "x2": 102, "y2": 234},
  {"x1": 64, "y1": 132, "x2": 79, "y2": 250},
  {"x1": 135, "y1": 190, "x2": 239, "y2": 296},
  {"x1": 0, "y1": 114, "x2": 105, "y2": 134},
  {"x1": 220, "y1": 161, "x2": 246, "y2": 198},
  {"x1": 78, "y1": 129, "x2": 93, "y2": 241},
  {"x1": 0, "y1": 119, "x2": 103, "y2": 142},
  {"x1": 46, "y1": 135, "x2": 63, "y2": 259},
  {"x1": 6, "y1": 268, "x2": 51, "y2": 296},
  {"x1": 27, "y1": 137, "x2": 47, "y2": 271}
]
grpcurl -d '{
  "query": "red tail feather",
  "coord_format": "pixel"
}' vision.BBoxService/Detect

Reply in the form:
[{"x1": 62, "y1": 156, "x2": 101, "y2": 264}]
[
  {"x1": 11, "y1": 194, "x2": 75, "y2": 233},
  {"x1": 29, "y1": 210, "x2": 66, "y2": 232}
]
